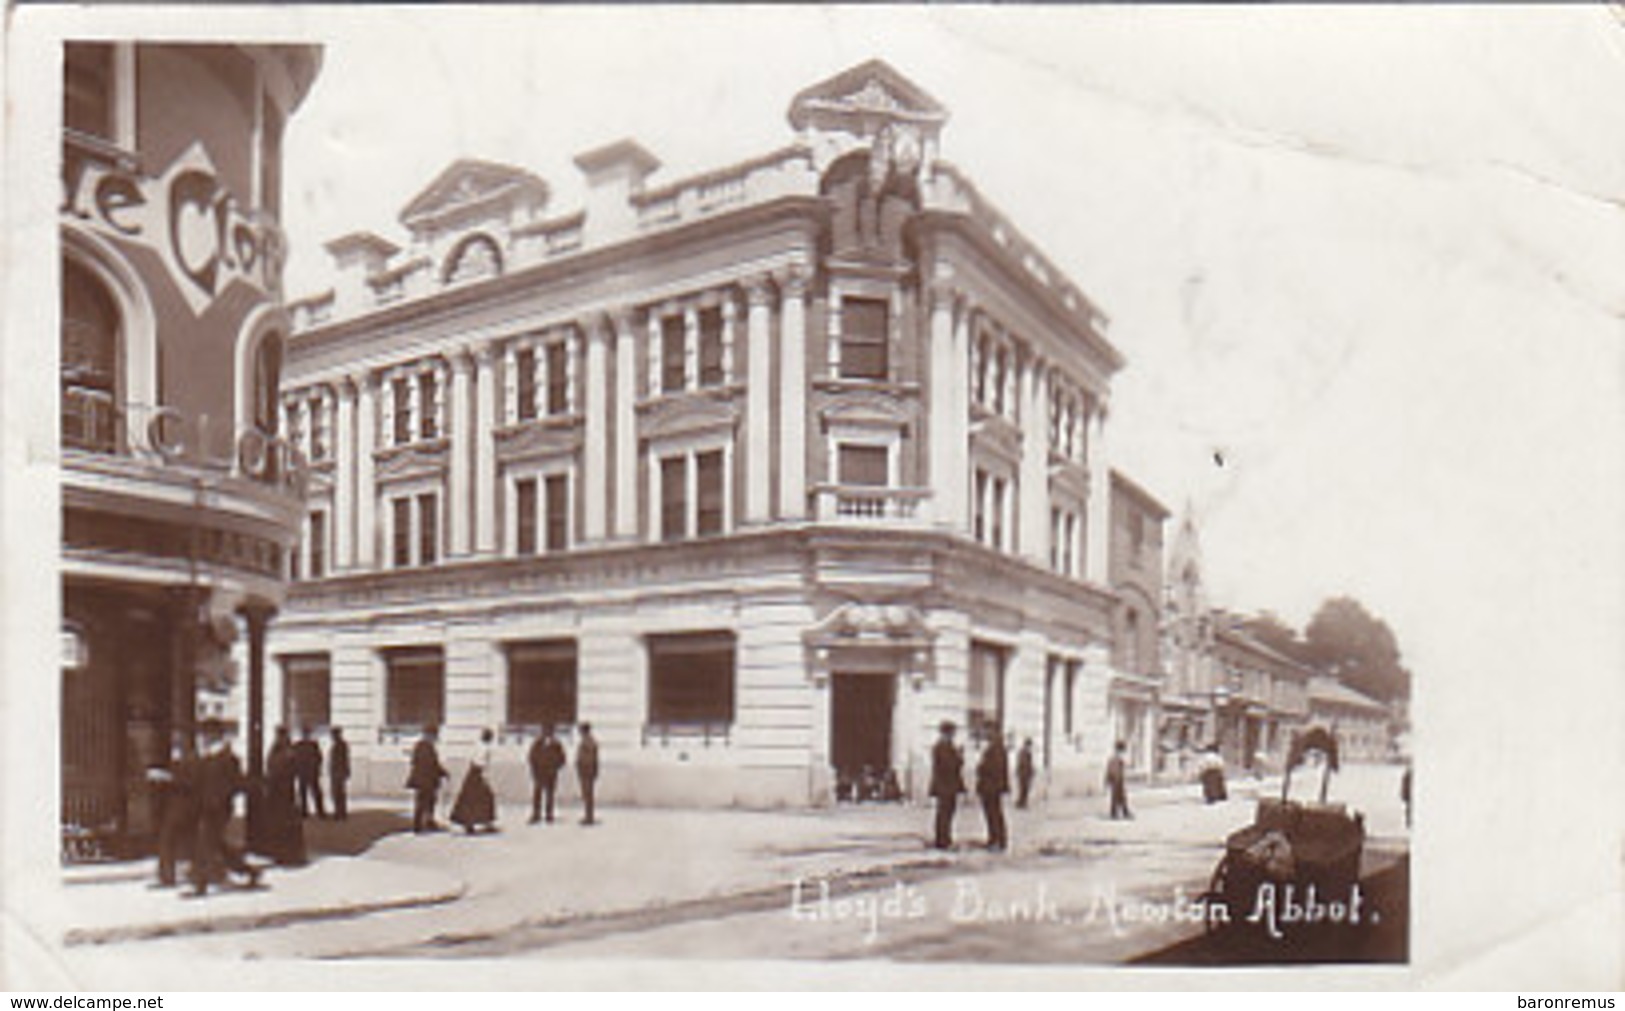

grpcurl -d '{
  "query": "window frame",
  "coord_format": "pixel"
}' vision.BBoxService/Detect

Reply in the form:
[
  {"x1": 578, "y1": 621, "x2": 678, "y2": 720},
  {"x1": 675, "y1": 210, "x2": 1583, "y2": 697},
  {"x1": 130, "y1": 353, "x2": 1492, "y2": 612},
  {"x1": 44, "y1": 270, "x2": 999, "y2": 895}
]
[
  {"x1": 838, "y1": 296, "x2": 889, "y2": 381},
  {"x1": 280, "y1": 652, "x2": 332, "y2": 732},
  {"x1": 383, "y1": 646, "x2": 445, "y2": 731},
  {"x1": 505, "y1": 638, "x2": 578, "y2": 730},
  {"x1": 646, "y1": 630, "x2": 737, "y2": 728}
]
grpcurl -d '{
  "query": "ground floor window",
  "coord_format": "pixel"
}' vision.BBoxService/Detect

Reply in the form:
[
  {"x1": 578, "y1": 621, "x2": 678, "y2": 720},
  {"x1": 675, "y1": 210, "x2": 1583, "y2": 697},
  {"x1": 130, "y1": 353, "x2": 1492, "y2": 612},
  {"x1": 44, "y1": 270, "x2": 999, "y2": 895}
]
[
  {"x1": 280, "y1": 652, "x2": 331, "y2": 731},
  {"x1": 506, "y1": 639, "x2": 577, "y2": 730},
  {"x1": 646, "y1": 630, "x2": 735, "y2": 730},
  {"x1": 384, "y1": 646, "x2": 444, "y2": 731},
  {"x1": 967, "y1": 640, "x2": 1008, "y2": 745}
]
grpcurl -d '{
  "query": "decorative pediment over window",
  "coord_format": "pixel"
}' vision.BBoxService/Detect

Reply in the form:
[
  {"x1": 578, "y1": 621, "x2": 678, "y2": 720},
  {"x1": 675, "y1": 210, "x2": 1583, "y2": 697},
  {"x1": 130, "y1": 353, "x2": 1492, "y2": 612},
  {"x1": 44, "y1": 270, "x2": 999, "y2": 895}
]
[
  {"x1": 820, "y1": 391, "x2": 912, "y2": 432},
  {"x1": 399, "y1": 159, "x2": 551, "y2": 240},
  {"x1": 639, "y1": 393, "x2": 739, "y2": 445}
]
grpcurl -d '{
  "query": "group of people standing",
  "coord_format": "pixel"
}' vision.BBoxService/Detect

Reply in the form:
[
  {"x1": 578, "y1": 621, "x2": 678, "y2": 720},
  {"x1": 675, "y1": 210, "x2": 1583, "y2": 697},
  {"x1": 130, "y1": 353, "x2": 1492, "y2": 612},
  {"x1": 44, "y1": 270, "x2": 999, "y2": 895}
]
[
  {"x1": 149, "y1": 720, "x2": 261, "y2": 897},
  {"x1": 404, "y1": 723, "x2": 599, "y2": 835},
  {"x1": 929, "y1": 721, "x2": 1137, "y2": 850}
]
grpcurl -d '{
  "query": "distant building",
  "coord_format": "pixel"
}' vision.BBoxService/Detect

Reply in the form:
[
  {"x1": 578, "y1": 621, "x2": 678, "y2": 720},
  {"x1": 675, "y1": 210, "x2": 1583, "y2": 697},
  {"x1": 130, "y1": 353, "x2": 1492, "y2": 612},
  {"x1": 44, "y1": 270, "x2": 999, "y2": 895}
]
[
  {"x1": 1211, "y1": 619, "x2": 1312, "y2": 772},
  {"x1": 1308, "y1": 677, "x2": 1392, "y2": 762},
  {"x1": 1160, "y1": 505, "x2": 1217, "y2": 772},
  {"x1": 59, "y1": 42, "x2": 321, "y2": 858},
  {"x1": 1106, "y1": 471, "x2": 1169, "y2": 777},
  {"x1": 267, "y1": 60, "x2": 1162, "y2": 806}
]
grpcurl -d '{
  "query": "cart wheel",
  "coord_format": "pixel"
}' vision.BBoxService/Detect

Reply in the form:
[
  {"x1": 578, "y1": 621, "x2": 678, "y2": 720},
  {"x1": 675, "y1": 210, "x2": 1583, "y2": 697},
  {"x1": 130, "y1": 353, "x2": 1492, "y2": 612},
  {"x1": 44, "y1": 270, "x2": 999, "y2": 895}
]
[{"x1": 1204, "y1": 856, "x2": 1232, "y2": 936}]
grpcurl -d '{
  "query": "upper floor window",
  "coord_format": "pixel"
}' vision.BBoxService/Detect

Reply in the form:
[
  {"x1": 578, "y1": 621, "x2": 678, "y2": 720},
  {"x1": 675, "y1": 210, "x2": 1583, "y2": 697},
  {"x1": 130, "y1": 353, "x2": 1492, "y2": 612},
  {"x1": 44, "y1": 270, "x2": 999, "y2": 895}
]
[
  {"x1": 974, "y1": 467, "x2": 1009, "y2": 552},
  {"x1": 308, "y1": 510, "x2": 327, "y2": 579},
  {"x1": 61, "y1": 258, "x2": 120, "y2": 453},
  {"x1": 839, "y1": 297, "x2": 888, "y2": 381},
  {"x1": 418, "y1": 372, "x2": 439, "y2": 440},
  {"x1": 513, "y1": 471, "x2": 570, "y2": 555},
  {"x1": 659, "y1": 447, "x2": 729, "y2": 542},
  {"x1": 660, "y1": 455, "x2": 686, "y2": 542},
  {"x1": 64, "y1": 43, "x2": 115, "y2": 141},
  {"x1": 661, "y1": 315, "x2": 686, "y2": 393},
  {"x1": 695, "y1": 450, "x2": 724, "y2": 537},
  {"x1": 391, "y1": 377, "x2": 412, "y2": 445},
  {"x1": 546, "y1": 340, "x2": 570, "y2": 415},
  {"x1": 391, "y1": 491, "x2": 439, "y2": 568},
  {"x1": 388, "y1": 364, "x2": 444, "y2": 447},
  {"x1": 516, "y1": 347, "x2": 537, "y2": 422},
  {"x1": 837, "y1": 444, "x2": 889, "y2": 487},
  {"x1": 698, "y1": 306, "x2": 725, "y2": 387}
]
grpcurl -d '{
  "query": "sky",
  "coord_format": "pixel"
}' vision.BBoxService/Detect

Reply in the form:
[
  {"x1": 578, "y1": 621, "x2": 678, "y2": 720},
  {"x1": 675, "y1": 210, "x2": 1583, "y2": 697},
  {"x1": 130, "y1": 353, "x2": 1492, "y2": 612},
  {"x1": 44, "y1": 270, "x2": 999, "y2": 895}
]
[{"x1": 275, "y1": 6, "x2": 1625, "y2": 673}]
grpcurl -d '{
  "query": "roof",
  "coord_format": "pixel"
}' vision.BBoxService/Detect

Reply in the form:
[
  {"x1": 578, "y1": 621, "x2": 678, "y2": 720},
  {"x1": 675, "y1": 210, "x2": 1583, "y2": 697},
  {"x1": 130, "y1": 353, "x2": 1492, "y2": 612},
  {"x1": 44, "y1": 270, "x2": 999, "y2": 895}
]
[
  {"x1": 1309, "y1": 677, "x2": 1389, "y2": 713},
  {"x1": 1110, "y1": 470, "x2": 1171, "y2": 520},
  {"x1": 1214, "y1": 623, "x2": 1311, "y2": 675}
]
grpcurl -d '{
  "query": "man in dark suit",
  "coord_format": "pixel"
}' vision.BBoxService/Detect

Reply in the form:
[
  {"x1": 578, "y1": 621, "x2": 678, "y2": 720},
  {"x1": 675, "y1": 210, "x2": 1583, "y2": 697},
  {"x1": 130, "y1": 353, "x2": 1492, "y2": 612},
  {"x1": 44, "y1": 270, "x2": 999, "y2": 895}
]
[
  {"x1": 328, "y1": 727, "x2": 351, "y2": 821},
  {"x1": 406, "y1": 726, "x2": 449, "y2": 833},
  {"x1": 929, "y1": 720, "x2": 963, "y2": 850},
  {"x1": 190, "y1": 725, "x2": 259, "y2": 897},
  {"x1": 977, "y1": 728, "x2": 1010, "y2": 851},
  {"x1": 575, "y1": 722, "x2": 599, "y2": 826},
  {"x1": 528, "y1": 725, "x2": 567, "y2": 824},
  {"x1": 1106, "y1": 739, "x2": 1132, "y2": 820},
  {"x1": 292, "y1": 725, "x2": 325, "y2": 819},
  {"x1": 150, "y1": 732, "x2": 197, "y2": 888}
]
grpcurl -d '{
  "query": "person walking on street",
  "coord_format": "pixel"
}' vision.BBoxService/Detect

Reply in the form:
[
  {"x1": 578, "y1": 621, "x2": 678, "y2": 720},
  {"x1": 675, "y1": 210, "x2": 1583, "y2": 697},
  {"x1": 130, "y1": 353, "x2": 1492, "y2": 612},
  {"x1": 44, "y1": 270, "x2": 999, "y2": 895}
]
[
  {"x1": 528, "y1": 724, "x2": 566, "y2": 824},
  {"x1": 328, "y1": 727, "x2": 350, "y2": 821},
  {"x1": 1015, "y1": 737, "x2": 1035, "y2": 809},
  {"x1": 1106, "y1": 739, "x2": 1133, "y2": 820},
  {"x1": 977, "y1": 728, "x2": 1010, "y2": 851},
  {"x1": 575, "y1": 722, "x2": 600, "y2": 825},
  {"x1": 929, "y1": 720, "x2": 963, "y2": 850},
  {"x1": 293, "y1": 725, "x2": 325, "y2": 819},
  {"x1": 451, "y1": 728, "x2": 499, "y2": 834},
  {"x1": 406, "y1": 726, "x2": 450, "y2": 834},
  {"x1": 1401, "y1": 764, "x2": 1412, "y2": 829},
  {"x1": 190, "y1": 723, "x2": 260, "y2": 897},
  {"x1": 150, "y1": 731, "x2": 197, "y2": 889}
]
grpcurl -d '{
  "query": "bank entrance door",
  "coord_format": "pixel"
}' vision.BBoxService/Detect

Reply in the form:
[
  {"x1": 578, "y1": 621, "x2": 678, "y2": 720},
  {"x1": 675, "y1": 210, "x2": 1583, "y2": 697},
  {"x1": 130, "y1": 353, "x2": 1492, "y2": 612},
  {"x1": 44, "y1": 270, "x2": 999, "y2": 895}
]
[{"x1": 830, "y1": 673, "x2": 895, "y2": 789}]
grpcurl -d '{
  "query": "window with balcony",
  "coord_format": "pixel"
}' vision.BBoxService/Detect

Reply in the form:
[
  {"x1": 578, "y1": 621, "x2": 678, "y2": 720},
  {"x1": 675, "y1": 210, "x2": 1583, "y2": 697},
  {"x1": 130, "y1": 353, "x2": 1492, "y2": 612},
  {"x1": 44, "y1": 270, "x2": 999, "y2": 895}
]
[
  {"x1": 384, "y1": 647, "x2": 444, "y2": 731},
  {"x1": 698, "y1": 306, "x2": 725, "y2": 387},
  {"x1": 64, "y1": 43, "x2": 115, "y2": 141},
  {"x1": 647, "y1": 631, "x2": 735, "y2": 730},
  {"x1": 661, "y1": 315, "x2": 686, "y2": 393},
  {"x1": 280, "y1": 653, "x2": 331, "y2": 731},
  {"x1": 839, "y1": 297, "x2": 888, "y2": 381},
  {"x1": 61, "y1": 258, "x2": 120, "y2": 453},
  {"x1": 506, "y1": 639, "x2": 577, "y2": 730},
  {"x1": 838, "y1": 444, "x2": 889, "y2": 487}
]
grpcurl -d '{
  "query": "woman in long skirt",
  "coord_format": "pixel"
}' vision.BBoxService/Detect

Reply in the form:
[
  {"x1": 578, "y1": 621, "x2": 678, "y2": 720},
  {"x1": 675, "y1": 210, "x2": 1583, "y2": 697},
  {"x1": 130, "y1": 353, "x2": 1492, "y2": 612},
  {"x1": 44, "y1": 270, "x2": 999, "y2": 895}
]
[{"x1": 450, "y1": 728, "x2": 498, "y2": 834}]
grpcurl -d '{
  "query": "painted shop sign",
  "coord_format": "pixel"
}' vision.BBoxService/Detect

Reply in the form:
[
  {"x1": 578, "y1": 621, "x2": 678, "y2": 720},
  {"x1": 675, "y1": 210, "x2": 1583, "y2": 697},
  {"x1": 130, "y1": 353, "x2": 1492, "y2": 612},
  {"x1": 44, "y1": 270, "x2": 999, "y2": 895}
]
[{"x1": 62, "y1": 140, "x2": 285, "y2": 317}]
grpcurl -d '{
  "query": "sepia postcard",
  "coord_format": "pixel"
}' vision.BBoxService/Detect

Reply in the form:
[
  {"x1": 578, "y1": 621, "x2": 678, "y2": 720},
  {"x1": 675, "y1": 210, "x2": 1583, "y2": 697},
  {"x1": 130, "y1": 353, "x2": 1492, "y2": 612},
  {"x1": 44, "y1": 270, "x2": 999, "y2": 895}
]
[{"x1": 4, "y1": 3, "x2": 1622, "y2": 991}]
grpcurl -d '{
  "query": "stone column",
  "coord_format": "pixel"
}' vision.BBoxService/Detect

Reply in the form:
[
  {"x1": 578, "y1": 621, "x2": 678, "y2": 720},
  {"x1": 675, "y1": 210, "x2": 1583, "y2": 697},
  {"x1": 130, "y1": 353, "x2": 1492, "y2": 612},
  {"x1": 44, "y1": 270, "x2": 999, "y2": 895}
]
[
  {"x1": 1020, "y1": 353, "x2": 1049, "y2": 566},
  {"x1": 448, "y1": 351, "x2": 474, "y2": 557},
  {"x1": 335, "y1": 379, "x2": 357, "y2": 569},
  {"x1": 474, "y1": 343, "x2": 499, "y2": 555},
  {"x1": 777, "y1": 267, "x2": 808, "y2": 520},
  {"x1": 613, "y1": 310, "x2": 638, "y2": 539},
  {"x1": 355, "y1": 373, "x2": 378, "y2": 569},
  {"x1": 241, "y1": 602, "x2": 274, "y2": 855},
  {"x1": 582, "y1": 315, "x2": 609, "y2": 543},
  {"x1": 946, "y1": 290, "x2": 971, "y2": 533},
  {"x1": 928, "y1": 281, "x2": 961, "y2": 529},
  {"x1": 744, "y1": 277, "x2": 773, "y2": 524},
  {"x1": 1085, "y1": 401, "x2": 1113, "y2": 584}
]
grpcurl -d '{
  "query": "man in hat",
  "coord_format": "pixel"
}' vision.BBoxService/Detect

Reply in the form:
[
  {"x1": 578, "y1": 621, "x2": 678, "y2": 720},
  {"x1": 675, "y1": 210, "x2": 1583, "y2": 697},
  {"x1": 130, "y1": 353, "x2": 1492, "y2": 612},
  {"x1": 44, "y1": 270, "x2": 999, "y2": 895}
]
[
  {"x1": 1105, "y1": 739, "x2": 1133, "y2": 820},
  {"x1": 149, "y1": 731, "x2": 198, "y2": 889},
  {"x1": 575, "y1": 723, "x2": 600, "y2": 826},
  {"x1": 528, "y1": 724, "x2": 567, "y2": 825},
  {"x1": 406, "y1": 726, "x2": 449, "y2": 834},
  {"x1": 190, "y1": 720, "x2": 260, "y2": 897},
  {"x1": 929, "y1": 720, "x2": 963, "y2": 850},
  {"x1": 293, "y1": 725, "x2": 325, "y2": 819},
  {"x1": 977, "y1": 727, "x2": 1011, "y2": 851},
  {"x1": 1015, "y1": 737, "x2": 1036, "y2": 809}
]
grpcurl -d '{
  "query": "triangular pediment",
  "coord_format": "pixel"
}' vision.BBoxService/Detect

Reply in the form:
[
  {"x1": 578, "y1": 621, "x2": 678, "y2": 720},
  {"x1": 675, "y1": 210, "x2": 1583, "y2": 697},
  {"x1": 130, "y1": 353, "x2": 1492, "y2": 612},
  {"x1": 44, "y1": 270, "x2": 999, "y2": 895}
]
[
  {"x1": 788, "y1": 59, "x2": 948, "y2": 132},
  {"x1": 399, "y1": 159, "x2": 550, "y2": 232}
]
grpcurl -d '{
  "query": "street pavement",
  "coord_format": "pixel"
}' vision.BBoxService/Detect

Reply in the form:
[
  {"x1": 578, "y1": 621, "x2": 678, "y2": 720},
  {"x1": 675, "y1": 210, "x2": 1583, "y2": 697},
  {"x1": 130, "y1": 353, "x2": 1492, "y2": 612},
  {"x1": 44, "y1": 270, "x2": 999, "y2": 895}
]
[{"x1": 64, "y1": 762, "x2": 1410, "y2": 964}]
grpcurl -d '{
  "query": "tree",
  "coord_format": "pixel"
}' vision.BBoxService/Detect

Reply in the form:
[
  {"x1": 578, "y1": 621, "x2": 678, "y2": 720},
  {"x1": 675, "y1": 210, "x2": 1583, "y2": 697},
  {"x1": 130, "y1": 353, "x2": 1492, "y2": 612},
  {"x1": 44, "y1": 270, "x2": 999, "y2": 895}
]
[{"x1": 1302, "y1": 596, "x2": 1411, "y2": 703}]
